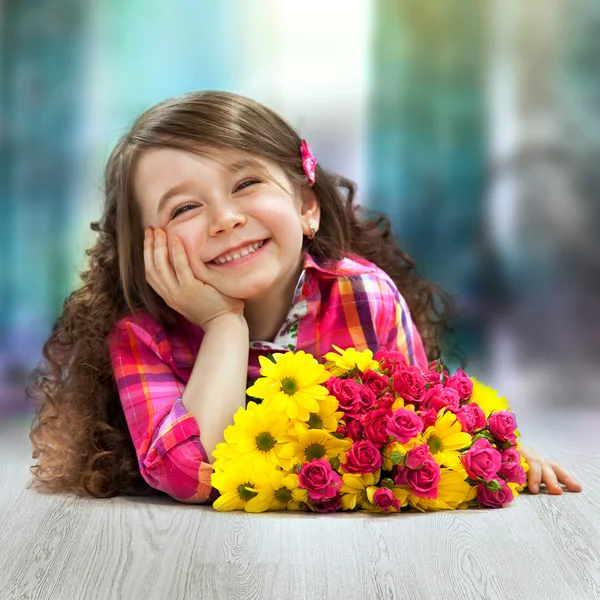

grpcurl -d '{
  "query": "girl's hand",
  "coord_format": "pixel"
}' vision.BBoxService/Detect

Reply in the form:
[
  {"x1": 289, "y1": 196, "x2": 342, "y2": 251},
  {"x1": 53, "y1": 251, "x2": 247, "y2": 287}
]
[
  {"x1": 144, "y1": 228, "x2": 245, "y2": 329},
  {"x1": 520, "y1": 443, "x2": 582, "y2": 495}
]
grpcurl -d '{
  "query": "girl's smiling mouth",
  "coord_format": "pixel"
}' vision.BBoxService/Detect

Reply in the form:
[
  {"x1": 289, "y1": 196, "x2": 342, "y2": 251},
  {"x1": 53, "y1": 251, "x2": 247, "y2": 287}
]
[{"x1": 209, "y1": 239, "x2": 270, "y2": 267}]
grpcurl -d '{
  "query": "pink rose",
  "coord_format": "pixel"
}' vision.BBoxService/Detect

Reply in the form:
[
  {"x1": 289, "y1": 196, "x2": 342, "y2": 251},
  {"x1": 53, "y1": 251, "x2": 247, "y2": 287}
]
[
  {"x1": 501, "y1": 448, "x2": 521, "y2": 464},
  {"x1": 460, "y1": 438, "x2": 502, "y2": 482},
  {"x1": 326, "y1": 378, "x2": 362, "y2": 415},
  {"x1": 298, "y1": 458, "x2": 342, "y2": 501},
  {"x1": 488, "y1": 411, "x2": 518, "y2": 443},
  {"x1": 374, "y1": 348, "x2": 408, "y2": 373},
  {"x1": 406, "y1": 458, "x2": 441, "y2": 498},
  {"x1": 394, "y1": 467, "x2": 407, "y2": 486},
  {"x1": 372, "y1": 487, "x2": 400, "y2": 512},
  {"x1": 356, "y1": 385, "x2": 377, "y2": 414},
  {"x1": 363, "y1": 408, "x2": 392, "y2": 448},
  {"x1": 311, "y1": 494, "x2": 342, "y2": 513},
  {"x1": 405, "y1": 443, "x2": 430, "y2": 470},
  {"x1": 424, "y1": 385, "x2": 460, "y2": 413},
  {"x1": 477, "y1": 479, "x2": 515, "y2": 508},
  {"x1": 347, "y1": 418, "x2": 365, "y2": 441},
  {"x1": 344, "y1": 440, "x2": 382, "y2": 474},
  {"x1": 391, "y1": 365, "x2": 426, "y2": 403},
  {"x1": 387, "y1": 408, "x2": 424, "y2": 443},
  {"x1": 445, "y1": 368, "x2": 473, "y2": 400},
  {"x1": 419, "y1": 407, "x2": 438, "y2": 429},
  {"x1": 361, "y1": 370, "x2": 390, "y2": 397},
  {"x1": 424, "y1": 368, "x2": 442, "y2": 385},
  {"x1": 498, "y1": 461, "x2": 527, "y2": 485},
  {"x1": 455, "y1": 402, "x2": 486, "y2": 433}
]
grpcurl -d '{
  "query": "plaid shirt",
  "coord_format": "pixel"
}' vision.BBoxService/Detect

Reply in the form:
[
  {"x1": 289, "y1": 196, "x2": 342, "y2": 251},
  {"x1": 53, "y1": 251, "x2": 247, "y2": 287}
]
[{"x1": 108, "y1": 253, "x2": 428, "y2": 504}]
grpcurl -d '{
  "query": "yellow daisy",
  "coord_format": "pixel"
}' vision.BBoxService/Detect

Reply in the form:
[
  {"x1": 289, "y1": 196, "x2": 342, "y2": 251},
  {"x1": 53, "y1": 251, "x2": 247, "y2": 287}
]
[
  {"x1": 244, "y1": 468, "x2": 308, "y2": 512},
  {"x1": 220, "y1": 401, "x2": 288, "y2": 467},
  {"x1": 291, "y1": 395, "x2": 343, "y2": 435},
  {"x1": 211, "y1": 459, "x2": 260, "y2": 512},
  {"x1": 340, "y1": 471, "x2": 381, "y2": 510},
  {"x1": 279, "y1": 429, "x2": 352, "y2": 469},
  {"x1": 421, "y1": 408, "x2": 472, "y2": 468},
  {"x1": 246, "y1": 352, "x2": 330, "y2": 421},
  {"x1": 323, "y1": 345, "x2": 379, "y2": 376}
]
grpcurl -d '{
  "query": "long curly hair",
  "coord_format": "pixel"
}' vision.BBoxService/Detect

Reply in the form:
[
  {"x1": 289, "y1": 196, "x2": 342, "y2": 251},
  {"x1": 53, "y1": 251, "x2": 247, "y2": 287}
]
[{"x1": 27, "y1": 91, "x2": 458, "y2": 499}]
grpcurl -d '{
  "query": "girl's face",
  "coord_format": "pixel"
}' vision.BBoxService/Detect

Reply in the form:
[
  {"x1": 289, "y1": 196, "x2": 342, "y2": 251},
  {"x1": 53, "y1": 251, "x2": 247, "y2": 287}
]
[{"x1": 133, "y1": 147, "x2": 319, "y2": 301}]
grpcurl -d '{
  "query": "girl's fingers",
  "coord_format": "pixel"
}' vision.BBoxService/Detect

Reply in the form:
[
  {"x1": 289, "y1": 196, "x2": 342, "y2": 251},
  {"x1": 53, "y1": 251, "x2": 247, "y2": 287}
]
[
  {"x1": 527, "y1": 460, "x2": 542, "y2": 494},
  {"x1": 153, "y1": 229, "x2": 179, "y2": 289},
  {"x1": 171, "y1": 238, "x2": 195, "y2": 285},
  {"x1": 143, "y1": 229, "x2": 163, "y2": 292},
  {"x1": 548, "y1": 461, "x2": 583, "y2": 492},
  {"x1": 541, "y1": 463, "x2": 563, "y2": 495}
]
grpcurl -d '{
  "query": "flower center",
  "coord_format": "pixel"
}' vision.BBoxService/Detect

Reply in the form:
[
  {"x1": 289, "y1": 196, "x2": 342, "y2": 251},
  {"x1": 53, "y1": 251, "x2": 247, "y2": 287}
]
[
  {"x1": 237, "y1": 483, "x2": 258, "y2": 501},
  {"x1": 255, "y1": 431, "x2": 276, "y2": 452},
  {"x1": 275, "y1": 487, "x2": 292, "y2": 503},
  {"x1": 427, "y1": 435, "x2": 444, "y2": 454},
  {"x1": 304, "y1": 443, "x2": 326, "y2": 461},
  {"x1": 281, "y1": 377, "x2": 299, "y2": 395},
  {"x1": 307, "y1": 413, "x2": 323, "y2": 429}
]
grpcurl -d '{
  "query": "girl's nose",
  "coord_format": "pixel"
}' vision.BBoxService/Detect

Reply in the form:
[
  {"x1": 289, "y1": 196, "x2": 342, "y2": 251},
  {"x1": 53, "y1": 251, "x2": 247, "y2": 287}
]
[{"x1": 208, "y1": 204, "x2": 246, "y2": 235}]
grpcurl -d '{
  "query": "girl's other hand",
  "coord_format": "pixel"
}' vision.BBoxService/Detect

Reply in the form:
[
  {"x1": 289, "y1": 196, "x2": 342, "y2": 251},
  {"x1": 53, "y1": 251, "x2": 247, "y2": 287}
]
[
  {"x1": 520, "y1": 443, "x2": 583, "y2": 495},
  {"x1": 144, "y1": 228, "x2": 245, "y2": 329}
]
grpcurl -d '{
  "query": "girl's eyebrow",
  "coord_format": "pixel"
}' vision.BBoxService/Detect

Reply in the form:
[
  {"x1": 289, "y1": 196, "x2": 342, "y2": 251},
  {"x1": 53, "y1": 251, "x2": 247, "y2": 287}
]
[{"x1": 157, "y1": 182, "x2": 194, "y2": 215}]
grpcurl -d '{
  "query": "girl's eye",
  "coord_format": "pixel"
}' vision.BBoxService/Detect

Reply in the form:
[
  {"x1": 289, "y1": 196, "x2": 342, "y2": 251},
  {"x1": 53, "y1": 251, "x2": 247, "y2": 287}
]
[
  {"x1": 169, "y1": 203, "x2": 198, "y2": 220},
  {"x1": 235, "y1": 177, "x2": 260, "y2": 192}
]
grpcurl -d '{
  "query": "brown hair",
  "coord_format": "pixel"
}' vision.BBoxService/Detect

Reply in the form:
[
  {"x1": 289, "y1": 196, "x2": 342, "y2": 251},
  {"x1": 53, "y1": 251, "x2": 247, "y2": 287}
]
[{"x1": 27, "y1": 90, "x2": 457, "y2": 499}]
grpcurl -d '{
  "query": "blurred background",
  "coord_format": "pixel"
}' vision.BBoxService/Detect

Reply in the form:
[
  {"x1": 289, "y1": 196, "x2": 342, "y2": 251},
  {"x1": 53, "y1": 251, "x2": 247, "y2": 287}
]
[{"x1": 1, "y1": 0, "x2": 599, "y2": 420}]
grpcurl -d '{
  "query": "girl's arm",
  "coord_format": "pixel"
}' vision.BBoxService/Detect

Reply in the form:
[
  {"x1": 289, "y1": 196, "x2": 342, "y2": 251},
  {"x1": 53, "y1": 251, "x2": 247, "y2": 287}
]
[{"x1": 181, "y1": 313, "x2": 249, "y2": 462}]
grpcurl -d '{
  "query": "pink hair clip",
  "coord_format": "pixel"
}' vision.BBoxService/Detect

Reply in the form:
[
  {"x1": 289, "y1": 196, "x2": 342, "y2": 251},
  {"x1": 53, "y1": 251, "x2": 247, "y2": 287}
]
[{"x1": 300, "y1": 140, "x2": 317, "y2": 186}]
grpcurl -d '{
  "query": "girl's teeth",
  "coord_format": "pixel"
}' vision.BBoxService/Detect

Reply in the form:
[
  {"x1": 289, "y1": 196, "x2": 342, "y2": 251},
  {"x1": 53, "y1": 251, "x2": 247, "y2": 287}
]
[{"x1": 215, "y1": 240, "x2": 265, "y2": 264}]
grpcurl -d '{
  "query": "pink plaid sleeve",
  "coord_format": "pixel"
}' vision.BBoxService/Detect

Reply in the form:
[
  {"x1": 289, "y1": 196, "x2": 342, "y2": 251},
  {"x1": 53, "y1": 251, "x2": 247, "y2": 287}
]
[
  {"x1": 108, "y1": 318, "x2": 214, "y2": 504},
  {"x1": 371, "y1": 276, "x2": 429, "y2": 371}
]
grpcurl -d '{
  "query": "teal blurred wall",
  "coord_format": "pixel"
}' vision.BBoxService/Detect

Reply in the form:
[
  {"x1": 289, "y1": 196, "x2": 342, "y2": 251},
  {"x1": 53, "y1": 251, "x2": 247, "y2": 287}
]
[{"x1": 1, "y1": 0, "x2": 599, "y2": 415}]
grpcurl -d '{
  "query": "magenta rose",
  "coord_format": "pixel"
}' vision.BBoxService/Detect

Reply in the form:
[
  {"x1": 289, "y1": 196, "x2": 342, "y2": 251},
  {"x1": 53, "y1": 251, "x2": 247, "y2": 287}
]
[
  {"x1": 445, "y1": 368, "x2": 473, "y2": 400},
  {"x1": 501, "y1": 448, "x2": 521, "y2": 464},
  {"x1": 460, "y1": 438, "x2": 502, "y2": 482},
  {"x1": 387, "y1": 408, "x2": 424, "y2": 443},
  {"x1": 424, "y1": 385, "x2": 460, "y2": 413},
  {"x1": 377, "y1": 393, "x2": 396, "y2": 410},
  {"x1": 455, "y1": 402, "x2": 487, "y2": 434},
  {"x1": 374, "y1": 348, "x2": 408, "y2": 373},
  {"x1": 298, "y1": 458, "x2": 342, "y2": 501},
  {"x1": 498, "y1": 461, "x2": 527, "y2": 485},
  {"x1": 419, "y1": 407, "x2": 438, "y2": 429},
  {"x1": 362, "y1": 369, "x2": 390, "y2": 397},
  {"x1": 394, "y1": 467, "x2": 408, "y2": 486},
  {"x1": 356, "y1": 385, "x2": 377, "y2": 413},
  {"x1": 372, "y1": 487, "x2": 400, "y2": 512},
  {"x1": 488, "y1": 411, "x2": 518, "y2": 443},
  {"x1": 347, "y1": 417, "x2": 366, "y2": 441},
  {"x1": 424, "y1": 369, "x2": 442, "y2": 385},
  {"x1": 405, "y1": 443, "x2": 430, "y2": 470},
  {"x1": 406, "y1": 458, "x2": 441, "y2": 499},
  {"x1": 311, "y1": 494, "x2": 342, "y2": 513},
  {"x1": 392, "y1": 366, "x2": 426, "y2": 403},
  {"x1": 363, "y1": 408, "x2": 392, "y2": 447},
  {"x1": 477, "y1": 479, "x2": 515, "y2": 508},
  {"x1": 326, "y1": 378, "x2": 362, "y2": 415},
  {"x1": 344, "y1": 440, "x2": 382, "y2": 474}
]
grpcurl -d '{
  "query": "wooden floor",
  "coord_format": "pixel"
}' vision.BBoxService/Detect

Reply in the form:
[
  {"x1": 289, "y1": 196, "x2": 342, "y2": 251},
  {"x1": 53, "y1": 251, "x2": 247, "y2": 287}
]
[{"x1": 1, "y1": 393, "x2": 599, "y2": 600}]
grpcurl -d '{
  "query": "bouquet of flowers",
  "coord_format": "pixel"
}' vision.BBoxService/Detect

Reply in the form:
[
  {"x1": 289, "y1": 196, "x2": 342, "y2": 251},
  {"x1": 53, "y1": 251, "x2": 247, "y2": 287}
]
[{"x1": 210, "y1": 347, "x2": 529, "y2": 513}]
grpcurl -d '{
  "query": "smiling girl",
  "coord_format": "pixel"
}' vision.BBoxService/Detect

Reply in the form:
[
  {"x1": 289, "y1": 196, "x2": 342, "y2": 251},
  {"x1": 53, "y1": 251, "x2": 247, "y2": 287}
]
[{"x1": 28, "y1": 91, "x2": 581, "y2": 504}]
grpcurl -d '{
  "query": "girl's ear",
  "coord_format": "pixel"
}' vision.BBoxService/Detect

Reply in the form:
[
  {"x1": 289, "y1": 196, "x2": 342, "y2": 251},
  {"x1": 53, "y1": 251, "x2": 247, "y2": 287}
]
[{"x1": 299, "y1": 186, "x2": 320, "y2": 235}]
